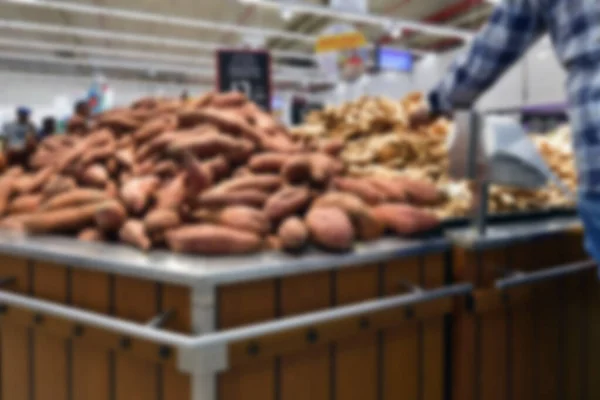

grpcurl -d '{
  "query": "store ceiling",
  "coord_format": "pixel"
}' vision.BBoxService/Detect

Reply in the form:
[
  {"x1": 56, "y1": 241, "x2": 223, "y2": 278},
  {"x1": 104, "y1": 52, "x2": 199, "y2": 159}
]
[{"x1": 0, "y1": 0, "x2": 492, "y2": 84}]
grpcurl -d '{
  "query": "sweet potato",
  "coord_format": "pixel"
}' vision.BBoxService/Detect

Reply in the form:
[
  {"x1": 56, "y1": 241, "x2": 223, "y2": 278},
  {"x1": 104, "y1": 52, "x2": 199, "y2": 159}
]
[
  {"x1": 261, "y1": 134, "x2": 301, "y2": 153},
  {"x1": 95, "y1": 200, "x2": 127, "y2": 231},
  {"x1": 367, "y1": 178, "x2": 407, "y2": 202},
  {"x1": 80, "y1": 164, "x2": 109, "y2": 187},
  {"x1": 97, "y1": 114, "x2": 141, "y2": 132},
  {"x1": 264, "y1": 186, "x2": 311, "y2": 221},
  {"x1": 186, "y1": 108, "x2": 266, "y2": 144},
  {"x1": 153, "y1": 160, "x2": 179, "y2": 178},
  {"x1": 14, "y1": 167, "x2": 54, "y2": 194},
  {"x1": 333, "y1": 177, "x2": 386, "y2": 205},
  {"x1": 105, "y1": 180, "x2": 118, "y2": 198},
  {"x1": 43, "y1": 175, "x2": 76, "y2": 196},
  {"x1": 372, "y1": 204, "x2": 440, "y2": 235},
  {"x1": 9, "y1": 194, "x2": 43, "y2": 215},
  {"x1": 165, "y1": 224, "x2": 262, "y2": 255},
  {"x1": 305, "y1": 207, "x2": 354, "y2": 252},
  {"x1": 210, "y1": 92, "x2": 248, "y2": 108},
  {"x1": 282, "y1": 155, "x2": 311, "y2": 184},
  {"x1": 218, "y1": 206, "x2": 270, "y2": 235},
  {"x1": 397, "y1": 178, "x2": 445, "y2": 205},
  {"x1": 115, "y1": 148, "x2": 135, "y2": 169},
  {"x1": 204, "y1": 155, "x2": 230, "y2": 181},
  {"x1": 4, "y1": 166, "x2": 24, "y2": 178},
  {"x1": 0, "y1": 176, "x2": 15, "y2": 215},
  {"x1": 212, "y1": 175, "x2": 283, "y2": 193},
  {"x1": 277, "y1": 217, "x2": 309, "y2": 252},
  {"x1": 43, "y1": 189, "x2": 108, "y2": 211},
  {"x1": 16, "y1": 201, "x2": 112, "y2": 234},
  {"x1": 120, "y1": 175, "x2": 160, "y2": 214},
  {"x1": 226, "y1": 138, "x2": 255, "y2": 164},
  {"x1": 80, "y1": 140, "x2": 117, "y2": 165},
  {"x1": 167, "y1": 133, "x2": 245, "y2": 158},
  {"x1": 309, "y1": 154, "x2": 342, "y2": 185},
  {"x1": 264, "y1": 235, "x2": 283, "y2": 251},
  {"x1": 77, "y1": 227, "x2": 105, "y2": 242},
  {"x1": 197, "y1": 189, "x2": 268, "y2": 208},
  {"x1": 320, "y1": 138, "x2": 345, "y2": 156},
  {"x1": 119, "y1": 220, "x2": 151, "y2": 251},
  {"x1": 155, "y1": 173, "x2": 186, "y2": 209},
  {"x1": 144, "y1": 208, "x2": 181, "y2": 233},
  {"x1": 313, "y1": 192, "x2": 384, "y2": 241},
  {"x1": 184, "y1": 152, "x2": 213, "y2": 196},
  {"x1": 248, "y1": 152, "x2": 288, "y2": 173},
  {"x1": 134, "y1": 114, "x2": 177, "y2": 143}
]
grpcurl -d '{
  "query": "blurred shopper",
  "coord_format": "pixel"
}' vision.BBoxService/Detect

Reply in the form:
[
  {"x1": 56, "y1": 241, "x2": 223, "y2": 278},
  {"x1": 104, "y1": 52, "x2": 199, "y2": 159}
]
[
  {"x1": 410, "y1": 0, "x2": 600, "y2": 266},
  {"x1": 1, "y1": 106, "x2": 37, "y2": 165},
  {"x1": 66, "y1": 100, "x2": 90, "y2": 135},
  {"x1": 38, "y1": 116, "x2": 56, "y2": 140}
]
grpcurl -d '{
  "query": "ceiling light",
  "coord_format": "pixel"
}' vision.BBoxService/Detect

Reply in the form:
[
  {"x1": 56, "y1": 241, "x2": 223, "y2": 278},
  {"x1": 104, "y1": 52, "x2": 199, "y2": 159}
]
[
  {"x1": 0, "y1": 0, "x2": 314, "y2": 43},
  {"x1": 281, "y1": 8, "x2": 294, "y2": 21},
  {"x1": 0, "y1": 19, "x2": 316, "y2": 61}
]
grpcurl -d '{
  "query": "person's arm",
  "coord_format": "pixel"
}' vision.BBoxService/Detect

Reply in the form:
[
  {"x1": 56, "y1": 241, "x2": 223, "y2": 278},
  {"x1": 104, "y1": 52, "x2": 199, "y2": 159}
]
[{"x1": 428, "y1": 0, "x2": 546, "y2": 115}]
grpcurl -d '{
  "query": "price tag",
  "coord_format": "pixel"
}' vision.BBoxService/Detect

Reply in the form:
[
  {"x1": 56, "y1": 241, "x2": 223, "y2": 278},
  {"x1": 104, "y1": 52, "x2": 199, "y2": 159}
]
[{"x1": 217, "y1": 50, "x2": 272, "y2": 111}]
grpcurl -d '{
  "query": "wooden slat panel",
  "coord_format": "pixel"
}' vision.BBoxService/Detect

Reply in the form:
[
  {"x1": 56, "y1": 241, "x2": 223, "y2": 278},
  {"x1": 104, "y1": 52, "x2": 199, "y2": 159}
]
[
  {"x1": 33, "y1": 261, "x2": 68, "y2": 400},
  {"x1": 114, "y1": 276, "x2": 158, "y2": 400},
  {"x1": 162, "y1": 284, "x2": 192, "y2": 400},
  {"x1": 279, "y1": 271, "x2": 331, "y2": 400},
  {"x1": 564, "y1": 273, "x2": 585, "y2": 400},
  {"x1": 586, "y1": 270, "x2": 600, "y2": 399},
  {"x1": 382, "y1": 257, "x2": 420, "y2": 400},
  {"x1": 478, "y1": 249, "x2": 508, "y2": 400},
  {"x1": 335, "y1": 265, "x2": 379, "y2": 400},
  {"x1": 532, "y1": 237, "x2": 561, "y2": 400},
  {"x1": 0, "y1": 255, "x2": 31, "y2": 400},
  {"x1": 422, "y1": 253, "x2": 445, "y2": 400},
  {"x1": 218, "y1": 280, "x2": 276, "y2": 400},
  {"x1": 71, "y1": 269, "x2": 111, "y2": 400},
  {"x1": 509, "y1": 242, "x2": 535, "y2": 400},
  {"x1": 452, "y1": 249, "x2": 477, "y2": 400}
]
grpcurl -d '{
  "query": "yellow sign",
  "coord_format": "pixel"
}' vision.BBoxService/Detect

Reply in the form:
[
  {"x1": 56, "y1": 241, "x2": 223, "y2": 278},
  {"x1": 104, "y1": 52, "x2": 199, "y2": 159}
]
[{"x1": 315, "y1": 31, "x2": 368, "y2": 53}]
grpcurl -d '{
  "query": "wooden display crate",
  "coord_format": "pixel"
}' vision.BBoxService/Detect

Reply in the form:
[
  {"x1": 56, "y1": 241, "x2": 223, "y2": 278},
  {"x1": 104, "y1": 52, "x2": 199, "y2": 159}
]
[
  {"x1": 0, "y1": 239, "x2": 462, "y2": 400},
  {"x1": 452, "y1": 229, "x2": 598, "y2": 400}
]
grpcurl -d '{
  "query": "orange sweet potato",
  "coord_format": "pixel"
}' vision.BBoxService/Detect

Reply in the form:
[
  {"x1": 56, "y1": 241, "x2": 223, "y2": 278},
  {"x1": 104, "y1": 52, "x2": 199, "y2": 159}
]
[
  {"x1": 9, "y1": 194, "x2": 43, "y2": 215},
  {"x1": 77, "y1": 227, "x2": 105, "y2": 242},
  {"x1": 15, "y1": 201, "x2": 113, "y2": 234},
  {"x1": 155, "y1": 173, "x2": 186, "y2": 209},
  {"x1": 372, "y1": 204, "x2": 440, "y2": 235},
  {"x1": 277, "y1": 217, "x2": 309, "y2": 252},
  {"x1": 333, "y1": 177, "x2": 386, "y2": 205},
  {"x1": 43, "y1": 189, "x2": 108, "y2": 211},
  {"x1": 282, "y1": 155, "x2": 311, "y2": 184},
  {"x1": 313, "y1": 192, "x2": 384, "y2": 241},
  {"x1": 167, "y1": 133, "x2": 245, "y2": 158},
  {"x1": 80, "y1": 140, "x2": 117, "y2": 165},
  {"x1": 197, "y1": 189, "x2": 268, "y2": 208},
  {"x1": 320, "y1": 138, "x2": 345, "y2": 156},
  {"x1": 204, "y1": 155, "x2": 230, "y2": 181},
  {"x1": 183, "y1": 152, "x2": 213, "y2": 196},
  {"x1": 95, "y1": 200, "x2": 127, "y2": 231},
  {"x1": 14, "y1": 167, "x2": 54, "y2": 194},
  {"x1": 210, "y1": 91, "x2": 248, "y2": 108},
  {"x1": 0, "y1": 175, "x2": 15, "y2": 215},
  {"x1": 218, "y1": 206, "x2": 270, "y2": 235},
  {"x1": 80, "y1": 164, "x2": 109, "y2": 187},
  {"x1": 42, "y1": 176, "x2": 77, "y2": 198},
  {"x1": 144, "y1": 208, "x2": 181, "y2": 233},
  {"x1": 120, "y1": 175, "x2": 160, "y2": 214},
  {"x1": 264, "y1": 186, "x2": 311, "y2": 221},
  {"x1": 305, "y1": 207, "x2": 355, "y2": 252},
  {"x1": 367, "y1": 178, "x2": 407, "y2": 202},
  {"x1": 119, "y1": 219, "x2": 151, "y2": 251},
  {"x1": 248, "y1": 152, "x2": 288, "y2": 173},
  {"x1": 212, "y1": 175, "x2": 283, "y2": 193},
  {"x1": 165, "y1": 224, "x2": 262, "y2": 255},
  {"x1": 153, "y1": 160, "x2": 178, "y2": 178},
  {"x1": 134, "y1": 114, "x2": 177, "y2": 143},
  {"x1": 396, "y1": 178, "x2": 445, "y2": 205}
]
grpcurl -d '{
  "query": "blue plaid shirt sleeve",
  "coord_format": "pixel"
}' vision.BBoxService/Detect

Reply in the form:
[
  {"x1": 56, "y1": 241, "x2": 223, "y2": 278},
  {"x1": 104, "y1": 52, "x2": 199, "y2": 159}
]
[{"x1": 429, "y1": 0, "x2": 546, "y2": 113}]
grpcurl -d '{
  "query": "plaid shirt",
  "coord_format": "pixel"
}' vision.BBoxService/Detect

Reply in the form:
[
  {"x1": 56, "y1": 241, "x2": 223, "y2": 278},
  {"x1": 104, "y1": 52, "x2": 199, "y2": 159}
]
[{"x1": 429, "y1": 0, "x2": 600, "y2": 194}]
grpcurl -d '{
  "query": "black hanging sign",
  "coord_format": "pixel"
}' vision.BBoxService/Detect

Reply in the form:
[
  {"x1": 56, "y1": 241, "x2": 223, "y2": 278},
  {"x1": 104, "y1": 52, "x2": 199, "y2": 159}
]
[{"x1": 216, "y1": 49, "x2": 272, "y2": 111}]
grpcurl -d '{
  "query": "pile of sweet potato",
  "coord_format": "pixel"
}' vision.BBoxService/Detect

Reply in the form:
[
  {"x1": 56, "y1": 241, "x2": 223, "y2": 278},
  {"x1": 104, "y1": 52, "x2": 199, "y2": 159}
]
[{"x1": 0, "y1": 92, "x2": 445, "y2": 255}]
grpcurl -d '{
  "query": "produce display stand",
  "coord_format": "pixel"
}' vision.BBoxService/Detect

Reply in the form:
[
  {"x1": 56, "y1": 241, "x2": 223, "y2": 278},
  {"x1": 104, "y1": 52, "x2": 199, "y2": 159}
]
[
  {"x1": 448, "y1": 217, "x2": 598, "y2": 400},
  {"x1": 0, "y1": 232, "x2": 466, "y2": 400}
]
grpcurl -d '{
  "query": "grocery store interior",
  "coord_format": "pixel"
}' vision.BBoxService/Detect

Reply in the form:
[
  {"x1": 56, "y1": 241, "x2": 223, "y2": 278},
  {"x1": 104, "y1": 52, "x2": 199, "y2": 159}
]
[{"x1": 0, "y1": 0, "x2": 595, "y2": 400}]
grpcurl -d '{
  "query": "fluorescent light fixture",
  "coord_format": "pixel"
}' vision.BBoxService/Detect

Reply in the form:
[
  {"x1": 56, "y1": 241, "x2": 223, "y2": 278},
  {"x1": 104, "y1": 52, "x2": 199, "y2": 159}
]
[
  {"x1": 236, "y1": 0, "x2": 475, "y2": 40},
  {"x1": 281, "y1": 8, "x2": 295, "y2": 21},
  {"x1": 0, "y1": 0, "x2": 315, "y2": 44},
  {"x1": 0, "y1": 50, "x2": 332, "y2": 85},
  {"x1": 0, "y1": 19, "x2": 316, "y2": 61}
]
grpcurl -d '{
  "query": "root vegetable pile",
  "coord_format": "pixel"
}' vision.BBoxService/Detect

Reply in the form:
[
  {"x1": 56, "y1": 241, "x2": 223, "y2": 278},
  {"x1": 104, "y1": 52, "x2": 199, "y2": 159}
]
[{"x1": 0, "y1": 92, "x2": 445, "y2": 255}]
